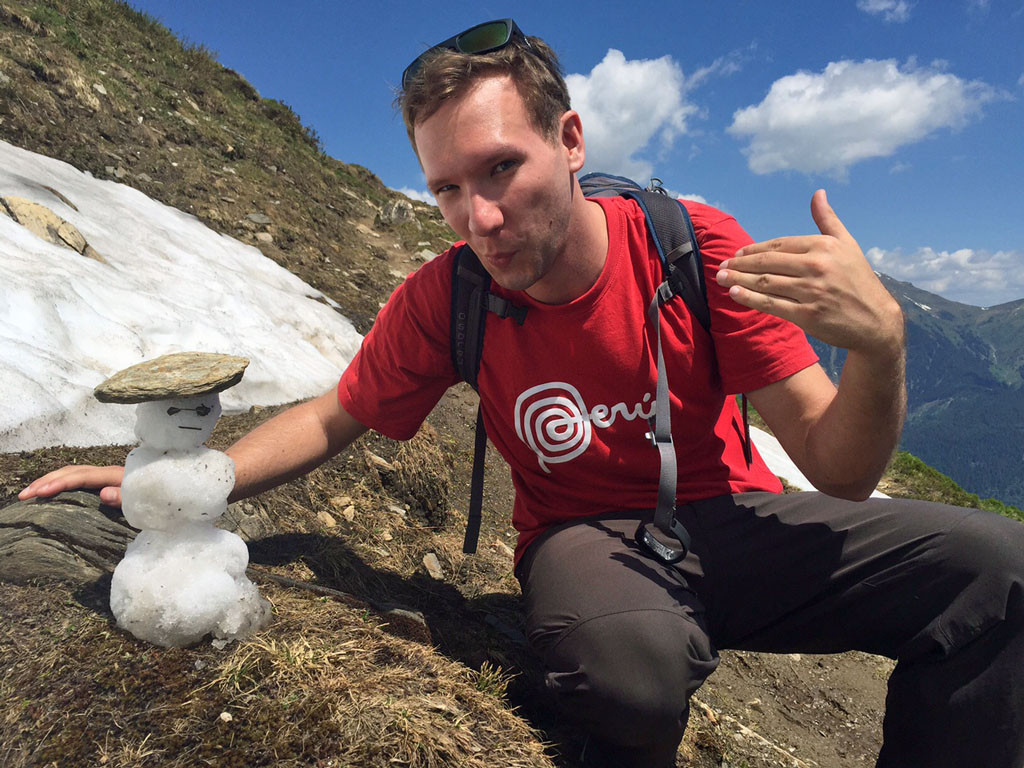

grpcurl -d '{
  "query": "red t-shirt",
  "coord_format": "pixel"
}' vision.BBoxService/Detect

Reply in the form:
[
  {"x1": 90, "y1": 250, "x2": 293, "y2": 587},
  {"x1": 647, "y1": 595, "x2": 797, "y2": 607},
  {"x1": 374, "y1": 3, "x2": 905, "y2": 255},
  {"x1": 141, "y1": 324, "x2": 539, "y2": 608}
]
[{"x1": 339, "y1": 197, "x2": 818, "y2": 563}]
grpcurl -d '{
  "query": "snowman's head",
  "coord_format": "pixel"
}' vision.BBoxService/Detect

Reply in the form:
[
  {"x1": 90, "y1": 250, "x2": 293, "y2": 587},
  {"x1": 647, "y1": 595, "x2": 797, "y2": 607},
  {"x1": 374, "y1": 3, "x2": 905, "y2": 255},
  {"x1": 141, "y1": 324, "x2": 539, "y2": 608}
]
[{"x1": 134, "y1": 393, "x2": 222, "y2": 450}]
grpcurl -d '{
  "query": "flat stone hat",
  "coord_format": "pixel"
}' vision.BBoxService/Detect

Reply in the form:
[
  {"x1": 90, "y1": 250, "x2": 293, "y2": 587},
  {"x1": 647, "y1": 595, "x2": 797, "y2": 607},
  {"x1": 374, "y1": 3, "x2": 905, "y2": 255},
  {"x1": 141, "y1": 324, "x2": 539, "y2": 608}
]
[{"x1": 94, "y1": 352, "x2": 249, "y2": 404}]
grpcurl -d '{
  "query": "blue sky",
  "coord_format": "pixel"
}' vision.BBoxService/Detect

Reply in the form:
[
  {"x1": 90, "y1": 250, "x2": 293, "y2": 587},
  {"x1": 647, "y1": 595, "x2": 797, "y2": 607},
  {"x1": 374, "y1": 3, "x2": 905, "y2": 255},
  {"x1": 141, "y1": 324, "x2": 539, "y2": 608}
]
[{"x1": 128, "y1": 0, "x2": 1024, "y2": 307}]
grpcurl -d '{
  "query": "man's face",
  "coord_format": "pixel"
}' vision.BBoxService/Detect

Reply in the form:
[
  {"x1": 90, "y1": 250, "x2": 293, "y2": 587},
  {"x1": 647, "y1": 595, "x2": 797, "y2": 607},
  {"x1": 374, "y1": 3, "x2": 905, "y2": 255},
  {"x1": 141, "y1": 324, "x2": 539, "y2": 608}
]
[{"x1": 414, "y1": 75, "x2": 582, "y2": 301}]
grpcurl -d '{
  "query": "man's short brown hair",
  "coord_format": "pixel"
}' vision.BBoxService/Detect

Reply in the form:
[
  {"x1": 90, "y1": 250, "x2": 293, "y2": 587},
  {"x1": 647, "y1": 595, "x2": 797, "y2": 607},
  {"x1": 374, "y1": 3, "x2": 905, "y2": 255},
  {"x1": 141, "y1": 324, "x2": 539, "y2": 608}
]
[{"x1": 399, "y1": 36, "x2": 571, "y2": 150}]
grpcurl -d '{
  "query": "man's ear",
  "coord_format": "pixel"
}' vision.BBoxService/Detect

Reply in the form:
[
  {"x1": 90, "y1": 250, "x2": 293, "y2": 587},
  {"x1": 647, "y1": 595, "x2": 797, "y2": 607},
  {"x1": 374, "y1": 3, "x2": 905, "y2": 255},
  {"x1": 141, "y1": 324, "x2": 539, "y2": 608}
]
[{"x1": 560, "y1": 110, "x2": 585, "y2": 173}]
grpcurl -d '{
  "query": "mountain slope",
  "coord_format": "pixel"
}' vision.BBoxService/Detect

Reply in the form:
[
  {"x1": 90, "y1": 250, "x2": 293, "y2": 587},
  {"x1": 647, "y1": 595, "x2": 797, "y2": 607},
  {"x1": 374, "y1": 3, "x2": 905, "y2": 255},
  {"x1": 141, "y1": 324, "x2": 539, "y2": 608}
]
[{"x1": 809, "y1": 275, "x2": 1024, "y2": 506}]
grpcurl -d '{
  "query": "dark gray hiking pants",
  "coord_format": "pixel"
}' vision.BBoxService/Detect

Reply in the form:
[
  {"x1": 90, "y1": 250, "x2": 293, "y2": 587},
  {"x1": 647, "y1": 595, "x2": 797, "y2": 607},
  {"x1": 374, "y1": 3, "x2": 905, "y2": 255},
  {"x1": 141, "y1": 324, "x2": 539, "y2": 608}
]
[{"x1": 516, "y1": 493, "x2": 1024, "y2": 768}]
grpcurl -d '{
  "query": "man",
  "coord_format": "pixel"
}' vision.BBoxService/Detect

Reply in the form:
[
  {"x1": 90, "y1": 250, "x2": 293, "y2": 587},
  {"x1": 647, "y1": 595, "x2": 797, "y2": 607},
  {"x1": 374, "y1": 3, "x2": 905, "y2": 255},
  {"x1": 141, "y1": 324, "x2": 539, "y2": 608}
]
[{"x1": 22, "y1": 20, "x2": 1024, "y2": 768}]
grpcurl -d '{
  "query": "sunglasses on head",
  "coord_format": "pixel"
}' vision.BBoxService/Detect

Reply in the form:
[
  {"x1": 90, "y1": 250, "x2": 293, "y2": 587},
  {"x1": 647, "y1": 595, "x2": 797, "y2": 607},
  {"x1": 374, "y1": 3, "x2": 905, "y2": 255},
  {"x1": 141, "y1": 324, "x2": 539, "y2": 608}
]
[{"x1": 402, "y1": 18, "x2": 532, "y2": 91}]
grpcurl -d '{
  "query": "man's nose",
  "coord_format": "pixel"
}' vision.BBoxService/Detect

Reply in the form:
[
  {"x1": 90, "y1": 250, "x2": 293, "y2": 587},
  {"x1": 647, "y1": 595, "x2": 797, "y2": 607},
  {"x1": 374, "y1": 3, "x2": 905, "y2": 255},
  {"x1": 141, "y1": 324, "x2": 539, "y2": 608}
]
[{"x1": 467, "y1": 193, "x2": 503, "y2": 237}]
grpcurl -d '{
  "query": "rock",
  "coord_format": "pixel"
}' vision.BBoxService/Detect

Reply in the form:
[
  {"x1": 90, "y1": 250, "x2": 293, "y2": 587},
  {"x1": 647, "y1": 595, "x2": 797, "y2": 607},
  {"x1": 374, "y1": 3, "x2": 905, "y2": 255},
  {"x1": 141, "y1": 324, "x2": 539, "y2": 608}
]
[
  {"x1": 355, "y1": 222, "x2": 381, "y2": 239},
  {"x1": 113, "y1": 166, "x2": 127, "y2": 179},
  {"x1": 0, "y1": 492, "x2": 133, "y2": 585},
  {"x1": 245, "y1": 212, "x2": 271, "y2": 225},
  {"x1": 317, "y1": 510, "x2": 337, "y2": 528},
  {"x1": 0, "y1": 71, "x2": 10, "y2": 85},
  {"x1": 375, "y1": 199, "x2": 417, "y2": 228},
  {"x1": 0, "y1": 196, "x2": 107, "y2": 263},
  {"x1": 220, "y1": 501, "x2": 277, "y2": 542},
  {"x1": 415, "y1": 249, "x2": 436, "y2": 262},
  {"x1": 490, "y1": 539, "x2": 514, "y2": 558},
  {"x1": 341, "y1": 504, "x2": 356, "y2": 522},
  {"x1": 422, "y1": 552, "x2": 444, "y2": 580},
  {"x1": 92, "y1": 83, "x2": 107, "y2": 96},
  {"x1": 94, "y1": 351, "x2": 249, "y2": 403},
  {"x1": 380, "y1": 606, "x2": 432, "y2": 644},
  {"x1": 255, "y1": 232, "x2": 273, "y2": 244}
]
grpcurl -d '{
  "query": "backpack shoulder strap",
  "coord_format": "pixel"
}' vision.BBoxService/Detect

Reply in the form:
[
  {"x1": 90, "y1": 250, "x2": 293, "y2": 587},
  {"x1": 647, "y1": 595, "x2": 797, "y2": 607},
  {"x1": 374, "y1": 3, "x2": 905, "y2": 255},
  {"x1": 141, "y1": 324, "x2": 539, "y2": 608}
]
[
  {"x1": 449, "y1": 244, "x2": 528, "y2": 553},
  {"x1": 622, "y1": 190, "x2": 710, "y2": 333}
]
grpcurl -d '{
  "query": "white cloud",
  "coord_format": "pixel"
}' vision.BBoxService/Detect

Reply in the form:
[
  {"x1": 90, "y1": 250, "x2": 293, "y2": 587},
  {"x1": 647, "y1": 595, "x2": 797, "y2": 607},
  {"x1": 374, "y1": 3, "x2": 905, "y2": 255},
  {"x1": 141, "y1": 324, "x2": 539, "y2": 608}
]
[
  {"x1": 857, "y1": 0, "x2": 912, "y2": 22},
  {"x1": 889, "y1": 161, "x2": 911, "y2": 174},
  {"x1": 676, "y1": 193, "x2": 708, "y2": 204},
  {"x1": 395, "y1": 186, "x2": 436, "y2": 206},
  {"x1": 866, "y1": 246, "x2": 1024, "y2": 306},
  {"x1": 1018, "y1": 72, "x2": 1024, "y2": 87},
  {"x1": 567, "y1": 49, "x2": 697, "y2": 182},
  {"x1": 729, "y1": 59, "x2": 996, "y2": 176}
]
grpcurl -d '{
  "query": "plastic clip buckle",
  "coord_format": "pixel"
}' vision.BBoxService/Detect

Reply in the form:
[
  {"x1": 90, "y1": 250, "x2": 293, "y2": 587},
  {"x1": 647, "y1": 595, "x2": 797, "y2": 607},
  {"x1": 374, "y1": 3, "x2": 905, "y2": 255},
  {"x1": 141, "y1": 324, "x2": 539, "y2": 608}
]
[{"x1": 635, "y1": 517, "x2": 689, "y2": 564}]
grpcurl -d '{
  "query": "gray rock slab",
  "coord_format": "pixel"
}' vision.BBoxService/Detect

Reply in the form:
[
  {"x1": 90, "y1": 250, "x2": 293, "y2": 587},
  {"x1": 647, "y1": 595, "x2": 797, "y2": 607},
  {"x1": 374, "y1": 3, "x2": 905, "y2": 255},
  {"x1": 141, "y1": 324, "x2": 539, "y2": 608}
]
[
  {"x1": 94, "y1": 351, "x2": 249, "y2": 403},
  {"x1": 0, "y1": 492, "x2": 133, "y2": 585}
]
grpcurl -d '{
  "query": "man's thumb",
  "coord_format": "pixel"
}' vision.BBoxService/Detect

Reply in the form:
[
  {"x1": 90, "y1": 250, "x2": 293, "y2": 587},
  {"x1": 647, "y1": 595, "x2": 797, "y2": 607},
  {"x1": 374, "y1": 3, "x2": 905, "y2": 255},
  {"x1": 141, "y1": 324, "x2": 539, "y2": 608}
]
[{"x1": 811, "y1": 189, "x2": 853, "y2": 242}]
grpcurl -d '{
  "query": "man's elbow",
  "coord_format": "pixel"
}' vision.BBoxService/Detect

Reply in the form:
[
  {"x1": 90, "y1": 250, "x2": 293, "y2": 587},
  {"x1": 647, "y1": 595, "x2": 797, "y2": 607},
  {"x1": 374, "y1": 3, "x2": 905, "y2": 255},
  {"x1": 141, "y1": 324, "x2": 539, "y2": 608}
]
[{"x1": 812, "y1": 475, "x2": 879, "y2": 502}]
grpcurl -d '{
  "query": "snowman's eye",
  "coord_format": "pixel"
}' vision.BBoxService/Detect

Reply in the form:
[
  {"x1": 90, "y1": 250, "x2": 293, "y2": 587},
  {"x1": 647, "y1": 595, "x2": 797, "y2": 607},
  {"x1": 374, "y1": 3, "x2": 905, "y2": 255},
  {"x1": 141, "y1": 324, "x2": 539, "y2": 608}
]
[{"x1": 166, "y1": 405, "x2": 212, "y2": 416}]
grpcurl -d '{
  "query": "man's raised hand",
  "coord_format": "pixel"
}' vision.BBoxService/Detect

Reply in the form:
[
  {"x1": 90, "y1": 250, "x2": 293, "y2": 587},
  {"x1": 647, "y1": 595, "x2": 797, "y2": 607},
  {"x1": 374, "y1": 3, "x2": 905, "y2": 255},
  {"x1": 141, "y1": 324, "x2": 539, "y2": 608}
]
[{"x1": 715, "y1": 190, "x2": 903, "y2": 359}]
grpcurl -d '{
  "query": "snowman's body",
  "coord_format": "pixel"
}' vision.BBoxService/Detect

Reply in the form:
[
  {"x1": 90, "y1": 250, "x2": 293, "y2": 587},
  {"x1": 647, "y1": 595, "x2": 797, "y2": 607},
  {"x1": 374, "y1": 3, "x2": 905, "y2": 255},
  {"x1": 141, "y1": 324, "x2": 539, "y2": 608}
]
[{"x1": 110, "y1": 393, "x2": 271, "y2": 647}]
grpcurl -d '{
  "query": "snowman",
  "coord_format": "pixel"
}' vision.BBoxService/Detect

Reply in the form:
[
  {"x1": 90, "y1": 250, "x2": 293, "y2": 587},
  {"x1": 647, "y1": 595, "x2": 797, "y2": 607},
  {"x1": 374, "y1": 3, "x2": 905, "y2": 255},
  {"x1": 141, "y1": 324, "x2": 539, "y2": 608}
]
[{"x1": 96, "y1": 352, "x2": 272, "y2": 647}]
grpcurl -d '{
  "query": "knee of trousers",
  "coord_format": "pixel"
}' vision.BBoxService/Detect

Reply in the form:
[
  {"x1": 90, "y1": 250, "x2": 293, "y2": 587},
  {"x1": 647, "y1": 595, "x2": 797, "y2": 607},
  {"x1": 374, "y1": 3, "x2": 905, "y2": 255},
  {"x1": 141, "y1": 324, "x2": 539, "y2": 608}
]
[
  {"x1": 919, "y1": 510, "x2": 1024, "y2": 656},
  {"x1": 542, "y1": 608, "x2": 718, "y2": 746}
]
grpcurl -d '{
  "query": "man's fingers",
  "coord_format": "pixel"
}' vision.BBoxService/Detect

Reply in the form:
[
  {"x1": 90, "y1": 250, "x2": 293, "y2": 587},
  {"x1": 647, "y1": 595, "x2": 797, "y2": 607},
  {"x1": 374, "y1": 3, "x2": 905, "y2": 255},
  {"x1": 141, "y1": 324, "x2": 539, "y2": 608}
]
[
  {"x1": 733, "y1": 235, "x2": 820, "y2": 260},
  {"x1": 19, "y1": 465, "x2": 124, "y2": 500},
  {"x1": 726, "y1": 283, "x2": 800, "y2": 320},
  {"x1": 810, "y1": 189, "x2": 854, "y2": 244}
]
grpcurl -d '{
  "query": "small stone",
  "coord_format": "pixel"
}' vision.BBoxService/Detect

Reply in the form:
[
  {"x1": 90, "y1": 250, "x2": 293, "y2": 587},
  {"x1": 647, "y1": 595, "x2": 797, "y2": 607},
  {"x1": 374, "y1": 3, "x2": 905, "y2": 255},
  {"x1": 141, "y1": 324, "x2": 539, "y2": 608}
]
[
  {"x1": 218, "y1": 711, "x2": 233, "y2": 723},
  {"x1": 94, "y1": 351, "x2": 249, "y2": 403},
  {"x1": 380, "y1": 530, "x2": 393, "y2": 542},
  {"x1": 491, "y1": 539, "x2": 514, "y2": 558},
  {"x1": 381, "y1": 607, "x2": 431, "y2": 644},
  {"x1": 415, "y1": 249, "x2": 435, "y2": 262},
  {"x1": 246, "y1": 212, "x2": 271, "y2": 225},
  {"x1": 93, "y1": 83, "x2": 107, "y2": 96},
  {"x1": 788, "y1": 653, "x2": 803, "y2": 662},
  {"x1": 317, "y1": 510, "x2": 337, "y2": 528},
  {"x1": 194, "y1": 660, "x2": 207, "y2": 670},
  {"x1": 113, "y1": 166, "x2": 127, "y2": 179},
  {"x1": 387, "y1": 505, "x2": 406, "y2": 518},
  {"x1": 329, "y1": 495, "x2": 351, "y2": 509},
  {"x1": 747, "y1": 698, "x2": 763, "y2": 712},
  {"x1": 255, "y1": 232, "x2": 273, "y2": 244},
  {"x1": 341, "y1": 504, "x2": 356, "y2": 522},
  {"x1": 136, "y1": 173, "x2": 153, "y2": 183},
  {"x1": 0, "y1": 71, "x2": 11, "y2": 85},
  {"x1": 422, "y1": 553, "x2": 444, "y2": 580}
]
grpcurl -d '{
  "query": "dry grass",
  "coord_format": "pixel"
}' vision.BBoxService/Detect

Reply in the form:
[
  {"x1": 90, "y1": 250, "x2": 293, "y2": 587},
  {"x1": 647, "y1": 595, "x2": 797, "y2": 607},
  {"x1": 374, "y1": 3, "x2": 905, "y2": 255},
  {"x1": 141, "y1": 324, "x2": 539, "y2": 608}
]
[{"x1": 0, "y1": 580, "x2": 553, "y2": 768}]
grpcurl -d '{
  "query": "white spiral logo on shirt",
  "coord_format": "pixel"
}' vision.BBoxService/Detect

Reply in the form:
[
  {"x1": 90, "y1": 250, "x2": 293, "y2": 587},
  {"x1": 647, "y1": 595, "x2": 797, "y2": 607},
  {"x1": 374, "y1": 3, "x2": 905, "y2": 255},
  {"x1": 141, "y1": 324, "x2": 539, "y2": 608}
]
[{"x1": 514, "y1": 382, "x2": 592, "y2": 473}]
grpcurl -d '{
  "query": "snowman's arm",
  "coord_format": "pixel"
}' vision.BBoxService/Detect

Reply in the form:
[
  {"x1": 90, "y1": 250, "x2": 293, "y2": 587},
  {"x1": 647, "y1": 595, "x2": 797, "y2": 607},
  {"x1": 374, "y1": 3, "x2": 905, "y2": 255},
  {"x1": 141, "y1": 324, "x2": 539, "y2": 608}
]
[{"x1": 225, "y1": 387, "x2": 367, "y2": 502}]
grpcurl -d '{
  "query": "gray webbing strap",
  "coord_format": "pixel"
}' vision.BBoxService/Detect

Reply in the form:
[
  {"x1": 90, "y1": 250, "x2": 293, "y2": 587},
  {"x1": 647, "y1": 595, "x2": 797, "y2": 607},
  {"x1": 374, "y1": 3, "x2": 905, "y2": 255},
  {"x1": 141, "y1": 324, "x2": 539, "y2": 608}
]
[{"x1": 648, "y1": 283, "x2": 678, "y2": 534}]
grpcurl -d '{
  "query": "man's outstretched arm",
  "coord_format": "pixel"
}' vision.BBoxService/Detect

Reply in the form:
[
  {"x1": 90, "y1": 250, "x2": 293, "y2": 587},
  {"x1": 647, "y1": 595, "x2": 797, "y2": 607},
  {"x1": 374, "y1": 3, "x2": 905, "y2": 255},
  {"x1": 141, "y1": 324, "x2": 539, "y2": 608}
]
[
  {"x1": 716, "y1": 190, "x2": 906, "y2": 500},
  {"x1": 19, "y1": 387, "x2": 367, "y2": 506}
]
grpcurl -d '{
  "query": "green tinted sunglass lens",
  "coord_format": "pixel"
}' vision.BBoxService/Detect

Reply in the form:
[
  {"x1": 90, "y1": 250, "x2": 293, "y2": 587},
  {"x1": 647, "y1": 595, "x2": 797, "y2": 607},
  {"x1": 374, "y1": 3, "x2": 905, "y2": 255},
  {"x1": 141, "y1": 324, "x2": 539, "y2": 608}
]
[{"x1": 457, "y1": 22, "x2": 510, "y2": 54}]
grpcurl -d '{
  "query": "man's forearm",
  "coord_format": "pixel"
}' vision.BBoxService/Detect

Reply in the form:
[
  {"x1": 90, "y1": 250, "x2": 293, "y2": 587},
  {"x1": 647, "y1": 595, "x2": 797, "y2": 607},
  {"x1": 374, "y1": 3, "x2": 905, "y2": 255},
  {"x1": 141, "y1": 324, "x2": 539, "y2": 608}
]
[
  {"x1": 807, "y1": 336, "x2": 906, "y2": 499},
  {"x1": 226, "y1": 388, "x2": 368, "y2": 502}
]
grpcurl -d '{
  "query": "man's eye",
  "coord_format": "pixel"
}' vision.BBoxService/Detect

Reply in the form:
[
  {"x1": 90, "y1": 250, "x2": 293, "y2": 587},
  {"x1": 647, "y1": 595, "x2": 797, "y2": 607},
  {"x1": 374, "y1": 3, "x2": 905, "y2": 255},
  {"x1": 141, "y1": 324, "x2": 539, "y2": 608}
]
[{"x1": 493, "y1": 160, "x2": 518, "y2": 174}]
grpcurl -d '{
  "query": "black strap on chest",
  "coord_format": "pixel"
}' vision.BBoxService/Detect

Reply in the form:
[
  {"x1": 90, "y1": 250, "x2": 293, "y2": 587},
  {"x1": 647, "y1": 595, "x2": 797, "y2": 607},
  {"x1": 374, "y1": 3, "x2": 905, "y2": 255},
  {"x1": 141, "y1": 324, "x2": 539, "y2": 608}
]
[{"x1": 450, "y1": 247, "x2": 527, "y2": 553}]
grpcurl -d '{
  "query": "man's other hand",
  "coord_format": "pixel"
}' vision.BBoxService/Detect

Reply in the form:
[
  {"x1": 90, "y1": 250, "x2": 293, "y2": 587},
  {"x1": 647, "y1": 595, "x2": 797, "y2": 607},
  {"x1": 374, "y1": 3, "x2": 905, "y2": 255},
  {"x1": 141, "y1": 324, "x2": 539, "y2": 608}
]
[
  {"x1": 715, "y1": 189, "x2": 904, "y2": 358},
  {"x1": 19, "y1": 465, "x2": 125, "y2": 507}
]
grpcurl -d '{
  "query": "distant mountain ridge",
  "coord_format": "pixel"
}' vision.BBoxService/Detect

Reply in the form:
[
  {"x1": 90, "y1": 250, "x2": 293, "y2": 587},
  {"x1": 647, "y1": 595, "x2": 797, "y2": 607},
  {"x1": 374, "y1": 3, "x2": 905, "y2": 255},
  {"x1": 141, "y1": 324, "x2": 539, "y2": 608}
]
[{"x1": 809, "y1": 275, "x2": 1024, "y2": 506}]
